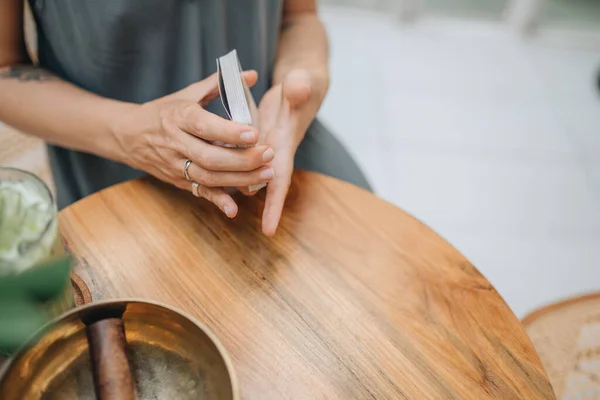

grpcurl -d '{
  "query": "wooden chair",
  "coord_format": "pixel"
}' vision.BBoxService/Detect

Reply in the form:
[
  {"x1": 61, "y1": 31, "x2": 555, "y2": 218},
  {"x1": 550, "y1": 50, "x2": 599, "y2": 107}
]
[{"x1": 523, "y1": 293, "x2": 600, "y2": 399}]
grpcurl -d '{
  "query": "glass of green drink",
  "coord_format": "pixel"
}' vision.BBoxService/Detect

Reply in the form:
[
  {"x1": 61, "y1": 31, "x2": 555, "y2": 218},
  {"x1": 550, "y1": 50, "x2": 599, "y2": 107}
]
[{"x1": 0, "y1": 167, "x2": 74, "y2": 322}]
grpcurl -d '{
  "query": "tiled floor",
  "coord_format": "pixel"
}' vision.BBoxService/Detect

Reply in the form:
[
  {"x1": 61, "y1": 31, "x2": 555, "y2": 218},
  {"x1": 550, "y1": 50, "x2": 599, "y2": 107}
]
[{"x1": 319, "y1": 6, "x2": 600, "y2": 317}]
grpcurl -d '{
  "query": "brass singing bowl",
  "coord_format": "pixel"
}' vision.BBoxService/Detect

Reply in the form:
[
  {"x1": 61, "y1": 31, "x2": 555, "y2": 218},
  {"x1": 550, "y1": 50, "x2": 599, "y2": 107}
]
[{"x1": 0, "y1": 300, "x2": 239, "y2": 400}]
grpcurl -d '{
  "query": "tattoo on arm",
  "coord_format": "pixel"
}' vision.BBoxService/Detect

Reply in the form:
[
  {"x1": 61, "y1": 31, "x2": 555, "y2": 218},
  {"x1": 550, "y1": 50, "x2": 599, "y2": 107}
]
[
  {"x1": 281, "y1": 20, "x2": 295, "y2": 31},
  {"x1": 0, "y1": 65, "x2": 58, "y2": 82}
]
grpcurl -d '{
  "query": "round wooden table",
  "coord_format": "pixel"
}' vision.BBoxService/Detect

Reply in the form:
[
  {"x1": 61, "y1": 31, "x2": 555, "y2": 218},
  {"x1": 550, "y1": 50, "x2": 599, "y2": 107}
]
[{"x1": 59, "y1": 171, "x2": 555, "y2": 399}]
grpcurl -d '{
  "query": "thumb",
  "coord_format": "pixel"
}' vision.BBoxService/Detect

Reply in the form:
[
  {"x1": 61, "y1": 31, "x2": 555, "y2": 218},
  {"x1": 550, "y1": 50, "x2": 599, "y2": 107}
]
[
  {"x1": 282, "y1": 69, "x2": 312, "y2": 108},
  {"x1": 173, "y1": 70, "x2": 259, "y2": 106}
]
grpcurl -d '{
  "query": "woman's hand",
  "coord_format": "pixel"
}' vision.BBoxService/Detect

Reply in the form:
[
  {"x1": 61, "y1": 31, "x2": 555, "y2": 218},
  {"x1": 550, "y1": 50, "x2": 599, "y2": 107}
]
[
  {"x1": 111, "y1": 71, "x2": 275, "y2": 218},
  {"x1": 252, "y1": 69, "x2": 322, "y2": 236}
]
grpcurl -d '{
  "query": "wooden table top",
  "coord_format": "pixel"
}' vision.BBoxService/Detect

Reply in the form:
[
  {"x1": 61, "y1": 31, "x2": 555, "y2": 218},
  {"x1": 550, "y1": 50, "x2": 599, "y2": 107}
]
[{"x1": 59, "y1": 171, "x2": 555, "y2": 399}]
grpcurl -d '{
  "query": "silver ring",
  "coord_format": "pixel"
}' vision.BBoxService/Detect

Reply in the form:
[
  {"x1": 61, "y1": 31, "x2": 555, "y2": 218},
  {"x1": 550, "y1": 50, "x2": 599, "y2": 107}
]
[
  {"x1": 183, "y1": 159, "x2": 192, "y2": 181},
  {"x1": 192, "y1": 182, "x2": 200, "y2": 197}
]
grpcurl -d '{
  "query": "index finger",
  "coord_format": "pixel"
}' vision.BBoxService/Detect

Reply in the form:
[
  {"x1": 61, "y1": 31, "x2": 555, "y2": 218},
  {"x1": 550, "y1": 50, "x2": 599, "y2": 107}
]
[
  {"x1": 262, "y1": 178, "x2": 290, "y2": 236},
  {"x1": 178, "y1": 105, "x2": 259, "y2": 147}
]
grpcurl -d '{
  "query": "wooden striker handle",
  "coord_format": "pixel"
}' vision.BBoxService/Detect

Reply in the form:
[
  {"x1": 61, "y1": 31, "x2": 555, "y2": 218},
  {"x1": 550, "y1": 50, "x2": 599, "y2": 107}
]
[{"x1": 86, "y1": 318, "x2": 135, "y2": 400}]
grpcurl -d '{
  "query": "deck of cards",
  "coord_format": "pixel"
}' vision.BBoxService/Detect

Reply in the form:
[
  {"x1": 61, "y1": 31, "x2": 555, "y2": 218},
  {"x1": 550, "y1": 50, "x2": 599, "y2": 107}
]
[{"x1": 216, "y1": 50, "x2": 266, "y2": 193}]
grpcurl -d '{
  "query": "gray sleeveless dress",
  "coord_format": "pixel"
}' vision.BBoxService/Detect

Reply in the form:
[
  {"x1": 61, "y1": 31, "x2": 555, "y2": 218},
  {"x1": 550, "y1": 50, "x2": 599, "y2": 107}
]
[{"x1": 28, "y1": 0, "x2": 371, "y2": 209}]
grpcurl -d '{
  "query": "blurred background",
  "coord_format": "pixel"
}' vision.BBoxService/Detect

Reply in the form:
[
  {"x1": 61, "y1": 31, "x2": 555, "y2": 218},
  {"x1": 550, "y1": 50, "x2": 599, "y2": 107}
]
[
  {"x1": 1, "y1": 0, "x2": 598, "y2": 320},
  {"x1": 317, "y1": 0, "x2": 600, "y2": 318}
]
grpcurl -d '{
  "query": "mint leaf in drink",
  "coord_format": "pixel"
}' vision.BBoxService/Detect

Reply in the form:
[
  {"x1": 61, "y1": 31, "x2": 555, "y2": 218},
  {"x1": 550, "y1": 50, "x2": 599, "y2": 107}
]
[{"x1": 0, "y1": 180, "x2": 54, "y2": 275}]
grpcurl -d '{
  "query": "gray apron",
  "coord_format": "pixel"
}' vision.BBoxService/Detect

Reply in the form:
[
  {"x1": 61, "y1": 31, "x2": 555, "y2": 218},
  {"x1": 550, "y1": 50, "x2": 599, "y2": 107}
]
[{"x1": 28, "y1": 0, "x2": 371, "y2": 209}]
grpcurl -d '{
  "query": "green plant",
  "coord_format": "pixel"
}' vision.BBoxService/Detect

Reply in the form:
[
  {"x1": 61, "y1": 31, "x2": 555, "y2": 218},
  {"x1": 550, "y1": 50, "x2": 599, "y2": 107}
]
[{"x1": 0, "y1": 255, "x2": 71, "y2": 354}]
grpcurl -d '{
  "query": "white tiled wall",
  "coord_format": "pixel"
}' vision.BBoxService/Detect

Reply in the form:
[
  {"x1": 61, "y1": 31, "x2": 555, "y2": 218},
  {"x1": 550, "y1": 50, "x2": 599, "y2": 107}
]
[{"x1": 319, "y1": 6, "x2": 600, "y2": 317}]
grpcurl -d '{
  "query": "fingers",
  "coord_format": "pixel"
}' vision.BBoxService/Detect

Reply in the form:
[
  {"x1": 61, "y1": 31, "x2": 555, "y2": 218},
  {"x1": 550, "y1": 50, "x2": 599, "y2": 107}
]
[
  {"x1": 282, "y1": 69, "x2": 312, "y2": 108},
  {"x1": 147, "y1": 164, "x2": 238, "y2": 218},
  {"x1": 190, "y1": 182, "x2": 238, "y2": 218},
  {"x1": 237, "y1": 186, "x2": 261, "y2": 196},
  {"x1": 177, "y1": 132, "x2": 274, "y2": 172},
  {"x1": 177, "y1": 105, "x2": 260, "y2": 146},
  {"x1": 185, "y1": 160, "x2": 274, "y2": 188},
  {"x1": 196, "y1": 72, "x2": 220, "y2": 107},
  {"x1": 242, "y1": 70, "x2": 259, "y2": 89},
  {"x1": 238, "y1": 187, "x2": 252, "y2": 196},
  {"x1": 171, "y1": 72, "x2": 219, "y2": 104},
  {"x1": 197, "y1": 70, "x2": 259, "y2": 107},
  {"x1": 262, "y1": 177, "x2": 290, "y2": 237},
  {"x1": 174, "y1": 70, "x2": 259, "y2": 105}
]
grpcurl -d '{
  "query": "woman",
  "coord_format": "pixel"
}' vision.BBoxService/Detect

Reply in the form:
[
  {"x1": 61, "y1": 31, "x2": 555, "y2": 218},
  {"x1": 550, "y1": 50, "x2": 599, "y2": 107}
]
[{"x1": 0, "y1": 0, "x2": 370, "y2": 236}]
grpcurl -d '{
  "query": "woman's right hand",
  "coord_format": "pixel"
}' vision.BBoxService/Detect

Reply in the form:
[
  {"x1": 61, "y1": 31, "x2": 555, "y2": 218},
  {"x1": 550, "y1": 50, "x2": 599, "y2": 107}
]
[{"x1": 111, "y1": 70, "x2": 274, "y2": 218}]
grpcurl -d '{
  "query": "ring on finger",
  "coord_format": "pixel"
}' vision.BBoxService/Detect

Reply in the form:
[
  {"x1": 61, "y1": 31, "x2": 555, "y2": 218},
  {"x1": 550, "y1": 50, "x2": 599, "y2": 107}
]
[
  {"x1": 184, "y1": 159, "x2": 192, "y2": 181},
  {"x1": 192, "y1": 182, "x2": 200, "y2": 197}
]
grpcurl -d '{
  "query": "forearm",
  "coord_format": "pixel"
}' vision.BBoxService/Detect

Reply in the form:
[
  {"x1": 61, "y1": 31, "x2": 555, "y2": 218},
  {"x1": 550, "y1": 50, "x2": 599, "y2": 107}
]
[
  {"x1": 273, "y1": 13, "x2": 330, "y2": 102},
  {"x1": 0, "y1": 65, "x2": 134, "y2": 162}
]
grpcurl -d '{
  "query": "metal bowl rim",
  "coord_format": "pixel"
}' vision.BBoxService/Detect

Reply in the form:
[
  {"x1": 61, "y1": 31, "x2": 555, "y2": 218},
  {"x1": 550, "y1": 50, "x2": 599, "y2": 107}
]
[{"x1": 0, "y1": 298, "x2": 240, "y2": 400}]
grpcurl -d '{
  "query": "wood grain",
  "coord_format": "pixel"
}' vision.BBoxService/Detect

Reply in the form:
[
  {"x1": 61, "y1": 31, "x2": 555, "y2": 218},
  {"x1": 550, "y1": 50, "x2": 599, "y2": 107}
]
[
  {"x1": 71, "y1": 273, "x2": 93, "y2": 306},
  {"x1": 59, "y1": 171, "x2": 555, "y2": 399}
]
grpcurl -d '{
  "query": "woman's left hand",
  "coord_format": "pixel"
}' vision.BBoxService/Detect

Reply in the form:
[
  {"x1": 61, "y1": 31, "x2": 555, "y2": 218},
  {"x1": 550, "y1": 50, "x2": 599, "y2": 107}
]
[{"x1": 243, "y1": 69, "x2": 318, "y2": 236}]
